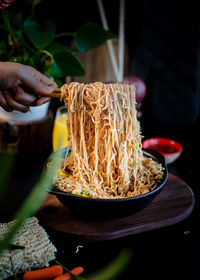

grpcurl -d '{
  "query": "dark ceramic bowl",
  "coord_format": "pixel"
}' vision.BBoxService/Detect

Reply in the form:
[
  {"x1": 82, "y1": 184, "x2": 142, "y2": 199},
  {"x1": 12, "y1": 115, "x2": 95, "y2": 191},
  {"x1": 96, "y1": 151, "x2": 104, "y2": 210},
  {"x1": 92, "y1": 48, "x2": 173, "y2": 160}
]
[{"x1": 44, "y1": 148, "x2": 168, "y2": 219}]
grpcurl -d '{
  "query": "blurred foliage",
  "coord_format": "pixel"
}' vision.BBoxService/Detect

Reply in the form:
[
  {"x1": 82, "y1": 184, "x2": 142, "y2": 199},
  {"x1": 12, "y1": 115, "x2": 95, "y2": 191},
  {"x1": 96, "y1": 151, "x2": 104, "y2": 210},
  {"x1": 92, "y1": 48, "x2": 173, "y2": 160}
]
[
  {"x1": 0, "y1": 149, "x2": 62, "y2": 257},
  {"x1": 87, "y1": 248, "x2": 133, "y2": 280},
  {"x1": 0, "y1": 0, "x2": 116, "y2": 85},
  {"x1": 56, "y1": 248, "x2": 133, "y2": 280},
  {"x1": 0, "y1": 151, "x2": 133, "y2": 279}
]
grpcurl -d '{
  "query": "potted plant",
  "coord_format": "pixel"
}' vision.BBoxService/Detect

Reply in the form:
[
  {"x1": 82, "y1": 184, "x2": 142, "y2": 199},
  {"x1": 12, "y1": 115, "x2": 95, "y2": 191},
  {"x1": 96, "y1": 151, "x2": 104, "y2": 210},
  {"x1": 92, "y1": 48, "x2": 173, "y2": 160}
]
[{"x1": 0, "y1": 0, "x2": 115, "y2": 122}]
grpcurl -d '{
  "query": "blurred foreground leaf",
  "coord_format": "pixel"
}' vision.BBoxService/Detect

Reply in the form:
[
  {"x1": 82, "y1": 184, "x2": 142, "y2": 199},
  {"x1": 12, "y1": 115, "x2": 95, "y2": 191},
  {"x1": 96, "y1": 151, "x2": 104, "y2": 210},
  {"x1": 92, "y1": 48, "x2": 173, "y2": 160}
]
[
  {"x1": 56, "y1": 260, "x2": 86, "y2": 280},
  {"x1": 56, "y1": 248, "x2": 132, "y2": 280},
  {"x1": 0, "y1": 148, "x2": 62, "y2": 257},
  {"x1": 87, "y1": 248, "x2": 133, "y2": 280},
  {"x1": 0, "y1": 241, "x2": 25, "y2": 250}
]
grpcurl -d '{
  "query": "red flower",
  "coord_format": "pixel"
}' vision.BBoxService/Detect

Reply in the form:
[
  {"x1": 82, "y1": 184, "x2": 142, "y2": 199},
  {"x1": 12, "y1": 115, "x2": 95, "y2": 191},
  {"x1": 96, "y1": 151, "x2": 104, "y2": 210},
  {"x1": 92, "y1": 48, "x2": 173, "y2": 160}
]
[{"x1": 0, "y1": 0, "x2": 15, "y2": 9}]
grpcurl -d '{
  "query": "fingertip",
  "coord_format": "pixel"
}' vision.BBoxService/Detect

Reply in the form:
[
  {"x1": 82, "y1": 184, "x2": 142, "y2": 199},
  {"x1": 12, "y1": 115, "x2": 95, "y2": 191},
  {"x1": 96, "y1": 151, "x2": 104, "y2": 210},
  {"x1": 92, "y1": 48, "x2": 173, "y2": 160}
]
[
  {"x1": 1, "y1": 106, "x2": 13, "y2": 112},
  {"x1": 1, "y1": 90, "x2": 14, "y2": 111},
  {"x1": 45, "y1": 86, "x2": 56, "y2": 93},
  {"x1": 35, "y1": 85, "x2": 56, "y2": 96},
  {"x1": 20, "y1": 68, "x2": 57, "y2": 96},
  {"x1": 19, "y1": 106, "x2": 30, "y2": 113},
  {"x1": 35, "y1": 97, "x2": 50, "y2": 106},
  {"x1": 49, "y1": 80, "x2": 57, "y2": 89},
  {"x1": 6, "y1": 107, "x2": 14, "y2": 112},
  {"x1": 40, "y1": 76, "x2": 57, "y2": 88}
]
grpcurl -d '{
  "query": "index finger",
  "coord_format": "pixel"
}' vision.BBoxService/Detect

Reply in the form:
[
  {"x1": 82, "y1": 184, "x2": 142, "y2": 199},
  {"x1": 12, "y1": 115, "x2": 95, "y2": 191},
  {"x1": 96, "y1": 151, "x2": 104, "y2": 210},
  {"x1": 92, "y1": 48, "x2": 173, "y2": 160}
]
[{"x1": 18, "y1": 65, "x2": 57, "y2": 96}]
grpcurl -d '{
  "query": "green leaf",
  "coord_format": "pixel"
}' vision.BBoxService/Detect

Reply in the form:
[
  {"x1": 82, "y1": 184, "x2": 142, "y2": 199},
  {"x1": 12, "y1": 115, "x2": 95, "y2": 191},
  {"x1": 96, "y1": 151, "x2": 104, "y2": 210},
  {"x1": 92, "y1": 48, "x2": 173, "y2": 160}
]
[
  {"x1": 47, "y1": 42, "x2": 74, "y2": 55},
  {"x1": 0, "y1": 149, "x2": 63, "y2": 257},
  {"x1": 23, "y1": 17, "x2": 56, "y2": 49},
  {"x1": 75, "y1": 22, "x2": 116, "y2": 52},
  {"x1": 10, "y1": 257, "x2": 19, "y2": 280},
  {"x1": 9, "y1": 243, "x2": 25, "y2": 250},
  {"x1": 55, "y1": 260, "x2": 86, "y2": 280},
  {"x1": 49, "y1": 50, "x2": 85, "y2": 78},
  {"x1": 87, "y1": 248, "x2": 133, "y2": 280},
  {"x1": 16, "y1": 28, "x2": 38, "y2": 54},
  {"x1": 0, "y1": 242, "x2": 25, "y2": 250},
  {"x1": 53, "y1": 78, "x2": 63, "y2": 88},
  {"x1": 6, "y1": 10, "x2": 23, "y2": 30}
]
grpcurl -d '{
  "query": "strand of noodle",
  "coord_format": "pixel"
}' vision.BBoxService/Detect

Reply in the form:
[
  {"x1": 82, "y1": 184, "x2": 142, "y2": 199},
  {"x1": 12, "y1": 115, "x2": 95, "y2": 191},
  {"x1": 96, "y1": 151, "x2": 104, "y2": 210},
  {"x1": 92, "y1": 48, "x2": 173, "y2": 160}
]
[{"x1": 58, "y1": 82, "x2": 164, "y2": 199}]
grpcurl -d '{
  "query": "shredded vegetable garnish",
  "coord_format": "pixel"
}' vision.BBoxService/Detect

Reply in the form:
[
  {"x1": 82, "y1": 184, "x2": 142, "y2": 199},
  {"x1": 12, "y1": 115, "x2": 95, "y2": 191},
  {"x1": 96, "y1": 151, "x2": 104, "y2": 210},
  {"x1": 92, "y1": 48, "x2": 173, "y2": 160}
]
[{"x1": 54, "y1": 82, "x2": 164, "y2": 199}]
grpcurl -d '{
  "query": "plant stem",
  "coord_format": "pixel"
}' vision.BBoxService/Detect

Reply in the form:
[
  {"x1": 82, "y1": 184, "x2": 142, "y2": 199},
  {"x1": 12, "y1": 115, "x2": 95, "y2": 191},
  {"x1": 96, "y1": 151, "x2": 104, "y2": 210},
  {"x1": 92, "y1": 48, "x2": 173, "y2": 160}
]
[
  {"x1": 87, "y1": 248, "x2": 133, "y2": 280},
  {"x1": 31, "y1": 3, "x2": 35, "y2": 16},
  {"x1": 55, "y1": 32, "x2": 75, "y2": 38},
  {"x1": 1, "y1": 9, "x2": 15, "y2": 40},
  {"x1": 40, "y1": 50, "x2": 54, "y2": 64},
  {"x1": 55, "y1": 260, "x2": 86, "y2": 280},
  {"x1": 10, "y1": 257, "x2": 19, "y2": 280}
]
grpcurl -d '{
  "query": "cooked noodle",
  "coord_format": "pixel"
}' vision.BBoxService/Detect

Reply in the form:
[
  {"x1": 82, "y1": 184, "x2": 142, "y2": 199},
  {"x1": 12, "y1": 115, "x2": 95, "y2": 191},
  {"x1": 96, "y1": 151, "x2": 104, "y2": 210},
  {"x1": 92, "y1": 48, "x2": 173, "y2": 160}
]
[{"x1": 54, "y1": 82, "x2": 164, "y2": 199}]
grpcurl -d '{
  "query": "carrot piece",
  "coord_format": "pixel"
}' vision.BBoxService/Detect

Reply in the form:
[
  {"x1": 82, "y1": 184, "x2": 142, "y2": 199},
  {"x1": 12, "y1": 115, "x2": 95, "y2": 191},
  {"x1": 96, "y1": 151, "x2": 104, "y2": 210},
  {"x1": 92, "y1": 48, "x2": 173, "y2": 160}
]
[
  {"x1": 23, "y1": 265, "x2": 63, "y2": 280},
  {"x1": 54, "y1": 266, "x2": 84, "y2": 280}
]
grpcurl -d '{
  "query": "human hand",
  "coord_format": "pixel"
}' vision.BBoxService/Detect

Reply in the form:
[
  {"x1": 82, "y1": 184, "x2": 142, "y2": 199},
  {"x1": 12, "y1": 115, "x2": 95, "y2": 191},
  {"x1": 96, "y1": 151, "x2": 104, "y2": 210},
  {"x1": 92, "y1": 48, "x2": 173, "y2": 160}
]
[{"x1": 0, "y1": 62, "x2": 57, "y2": 112}]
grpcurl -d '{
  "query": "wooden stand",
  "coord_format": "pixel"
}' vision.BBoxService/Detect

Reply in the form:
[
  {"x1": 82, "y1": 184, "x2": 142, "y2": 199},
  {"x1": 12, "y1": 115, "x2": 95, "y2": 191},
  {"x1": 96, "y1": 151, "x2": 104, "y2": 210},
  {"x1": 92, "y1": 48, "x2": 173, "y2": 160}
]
[
  {"x1": 0, "y1": 110, "x2": 54, "y2": 154},
  {"x1": 37, "y1": 173, "x2": 195, "y2": 242}
]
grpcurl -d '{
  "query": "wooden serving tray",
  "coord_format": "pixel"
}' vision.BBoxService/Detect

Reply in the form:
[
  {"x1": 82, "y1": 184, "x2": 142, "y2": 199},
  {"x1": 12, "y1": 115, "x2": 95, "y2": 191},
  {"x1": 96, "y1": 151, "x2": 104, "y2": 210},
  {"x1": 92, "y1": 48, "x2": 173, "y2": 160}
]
[{"x1": 37, "y1": 173, "x2": 194, "y2": 242}]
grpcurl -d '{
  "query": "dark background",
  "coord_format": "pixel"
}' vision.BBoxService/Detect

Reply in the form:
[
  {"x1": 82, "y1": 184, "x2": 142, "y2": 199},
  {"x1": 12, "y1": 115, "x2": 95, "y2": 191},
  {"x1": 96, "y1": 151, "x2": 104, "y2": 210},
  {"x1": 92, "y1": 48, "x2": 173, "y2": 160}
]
[{"x1": 1, "y1": 0, "x2": 200, "y2": 279}]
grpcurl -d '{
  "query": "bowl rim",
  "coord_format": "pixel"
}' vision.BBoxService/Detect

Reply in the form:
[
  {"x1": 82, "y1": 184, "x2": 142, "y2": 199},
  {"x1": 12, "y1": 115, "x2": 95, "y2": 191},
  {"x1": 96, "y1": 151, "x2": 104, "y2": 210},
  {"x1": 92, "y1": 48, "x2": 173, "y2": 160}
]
[
  {"x1": 142, "y1": 137, "x2": 183, "y2": 156},
  {"x1": 45, "y1": 148, "x2": 168, "y2": 203}
]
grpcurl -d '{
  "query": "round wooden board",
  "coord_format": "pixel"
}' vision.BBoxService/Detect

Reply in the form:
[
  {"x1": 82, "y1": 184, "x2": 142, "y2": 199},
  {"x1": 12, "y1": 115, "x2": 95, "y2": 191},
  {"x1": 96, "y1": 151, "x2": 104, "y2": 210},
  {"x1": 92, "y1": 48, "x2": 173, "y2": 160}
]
[{"x1": 37, "y1": 173, "x2": 195, "y2": 242}]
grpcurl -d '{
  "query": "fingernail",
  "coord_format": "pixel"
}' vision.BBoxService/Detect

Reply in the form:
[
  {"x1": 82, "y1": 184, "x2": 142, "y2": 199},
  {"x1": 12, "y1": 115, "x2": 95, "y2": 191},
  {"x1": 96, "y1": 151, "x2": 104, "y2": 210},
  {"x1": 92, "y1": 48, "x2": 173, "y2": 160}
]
[
  {"x1": 38, "y1": 98, "x2": 50, "y2": 106},
  {"x1": 22, "y1": 107, "x2": 30, "y2": 113},
  {"x1": 46, "y1": 86, "x2": 55, "y2": 93},
  {"x1": 5, "y1": 107, "x2": 13, "y2": 112},
  {"x1": 41, "y1": 99, "x2": 50, "y2": 105}
]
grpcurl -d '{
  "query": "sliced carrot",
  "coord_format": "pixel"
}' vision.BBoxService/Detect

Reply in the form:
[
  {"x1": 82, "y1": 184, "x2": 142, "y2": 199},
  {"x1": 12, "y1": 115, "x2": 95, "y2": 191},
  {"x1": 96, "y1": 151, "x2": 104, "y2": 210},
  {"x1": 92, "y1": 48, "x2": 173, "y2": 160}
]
[
  {"x1": 112, "y1": 172, "x2": 118, "y2": 180},
  {"x1": 96, "y1": 188, "x2": 100, "y2": 195},
  {"x1": 23, "y1": 265, "x2": 63, "y2": 280},
  {"x1": 54, "y1": 266, "x2": 84, "y2": 280}
]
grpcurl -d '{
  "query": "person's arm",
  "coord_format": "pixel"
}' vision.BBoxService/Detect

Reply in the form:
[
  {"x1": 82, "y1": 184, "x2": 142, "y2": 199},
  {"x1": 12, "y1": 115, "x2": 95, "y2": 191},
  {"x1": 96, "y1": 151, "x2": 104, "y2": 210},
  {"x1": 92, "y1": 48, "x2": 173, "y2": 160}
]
[{"x1": 0, "y1": 62, "x2": 57, "y2": 112}]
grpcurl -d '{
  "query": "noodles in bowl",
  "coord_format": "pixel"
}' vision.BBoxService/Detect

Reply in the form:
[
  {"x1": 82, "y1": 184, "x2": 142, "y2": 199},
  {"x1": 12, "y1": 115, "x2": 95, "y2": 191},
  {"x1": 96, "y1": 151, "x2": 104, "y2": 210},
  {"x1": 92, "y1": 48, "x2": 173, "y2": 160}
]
[{"x1": 53, "y1": 82, "x2": 165, "y2": 200}]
